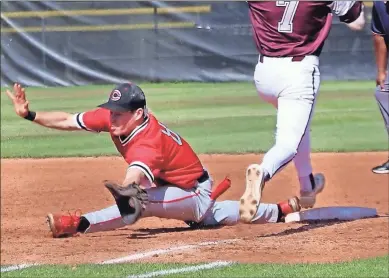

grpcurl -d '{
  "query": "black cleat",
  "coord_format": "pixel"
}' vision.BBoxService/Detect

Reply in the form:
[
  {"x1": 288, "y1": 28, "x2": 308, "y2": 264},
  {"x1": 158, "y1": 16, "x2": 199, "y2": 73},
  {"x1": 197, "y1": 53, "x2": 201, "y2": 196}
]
[{"x1": 372, "y1": 160, "x2": 389, "y2": 174}]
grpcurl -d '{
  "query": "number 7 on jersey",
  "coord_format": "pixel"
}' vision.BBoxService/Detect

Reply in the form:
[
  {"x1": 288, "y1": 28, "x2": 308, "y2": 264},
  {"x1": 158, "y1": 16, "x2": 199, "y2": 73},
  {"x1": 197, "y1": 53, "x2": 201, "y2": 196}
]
[{"x1": 277, "y1": 1, "x2": 299, "y2": 33}]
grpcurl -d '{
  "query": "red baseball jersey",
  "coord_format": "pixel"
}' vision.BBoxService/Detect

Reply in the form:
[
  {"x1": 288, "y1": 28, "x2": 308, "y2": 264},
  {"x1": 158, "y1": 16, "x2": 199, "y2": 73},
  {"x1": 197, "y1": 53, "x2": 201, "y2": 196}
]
[
  {"x1": 247, "y1": 1, "x2": 363, "y2": 57},
  {"x1": 73, "y1": 108, "x2": 204, "y2": 189}
]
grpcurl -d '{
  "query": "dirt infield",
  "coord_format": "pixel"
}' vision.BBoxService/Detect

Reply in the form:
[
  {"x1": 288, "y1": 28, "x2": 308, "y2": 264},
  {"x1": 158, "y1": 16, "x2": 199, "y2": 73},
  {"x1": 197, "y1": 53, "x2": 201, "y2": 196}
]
[{"x1": 1, "y1": 152, "x2": 388, "y2": 265}]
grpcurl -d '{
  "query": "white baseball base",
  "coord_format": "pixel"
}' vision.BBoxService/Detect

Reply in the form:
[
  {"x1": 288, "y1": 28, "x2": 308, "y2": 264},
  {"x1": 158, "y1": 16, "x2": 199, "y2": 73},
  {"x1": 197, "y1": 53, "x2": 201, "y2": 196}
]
[{"x1": 284, "y1": 206, "x2": 378, "y2": 223}]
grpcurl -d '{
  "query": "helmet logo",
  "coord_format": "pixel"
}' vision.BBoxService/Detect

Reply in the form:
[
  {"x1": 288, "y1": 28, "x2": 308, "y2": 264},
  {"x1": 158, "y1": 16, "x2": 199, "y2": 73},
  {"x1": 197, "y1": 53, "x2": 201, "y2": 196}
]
[{"x1": 110, "y1": 90, "x2": 121, "y2": 101}]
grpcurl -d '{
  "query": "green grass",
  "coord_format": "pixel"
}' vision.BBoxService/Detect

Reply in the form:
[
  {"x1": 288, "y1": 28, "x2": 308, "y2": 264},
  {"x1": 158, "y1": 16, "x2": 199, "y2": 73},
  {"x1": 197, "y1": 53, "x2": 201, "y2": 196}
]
[
  {"x1": 2, "y1": 255, "x2": 388, "y2": 277},
  {"x1": 1, "y1": 81, "x2": 388, "y2": 158}
]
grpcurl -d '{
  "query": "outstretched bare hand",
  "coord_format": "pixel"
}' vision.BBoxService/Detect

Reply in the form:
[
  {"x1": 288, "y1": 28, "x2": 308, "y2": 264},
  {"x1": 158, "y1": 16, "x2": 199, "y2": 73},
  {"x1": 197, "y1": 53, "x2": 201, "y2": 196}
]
[
  {"x1": 376, "y1": 71, "x2": 388, "y2": 91},
  {"x1": 5, "y1": 83, "x2": 29, "y2": 118}
]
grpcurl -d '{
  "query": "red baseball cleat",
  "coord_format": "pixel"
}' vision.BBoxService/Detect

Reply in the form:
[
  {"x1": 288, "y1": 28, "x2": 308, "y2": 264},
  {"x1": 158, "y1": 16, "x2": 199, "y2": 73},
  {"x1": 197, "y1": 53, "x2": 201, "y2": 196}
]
[
  {"x1": 278, "y1": 196, "x2": 301, "y2": 217},
  {"x1": 46, "y1": 211, "x2": 81, "y2": 238}
]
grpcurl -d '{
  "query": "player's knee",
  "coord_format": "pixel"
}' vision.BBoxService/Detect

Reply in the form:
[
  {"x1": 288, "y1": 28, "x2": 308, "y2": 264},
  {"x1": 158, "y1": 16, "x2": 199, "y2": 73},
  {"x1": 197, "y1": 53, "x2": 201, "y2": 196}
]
[
  {"x1": 192, "y1": 201, "x2": 240, "y2": 227},
  {"x1": 209, "y1": 201, "x2": 239, "y2": 226},
  {"x1": 276, "y1": 131, "x2": 302, "y2": 149},
  {"x1": 276, "y1": 142, "x2": 298, "y2": 159}
]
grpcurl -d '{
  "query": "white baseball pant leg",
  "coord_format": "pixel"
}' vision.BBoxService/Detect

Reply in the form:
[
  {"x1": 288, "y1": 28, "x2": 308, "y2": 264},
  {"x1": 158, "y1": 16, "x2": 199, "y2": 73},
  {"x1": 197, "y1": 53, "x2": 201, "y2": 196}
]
[
  {"x1": 375, "y1": 74, "x2": 389, "y2": 137},
  {"x1": 253, "y1": 55, "x2": 321, "y2": 192},
  {"x1": 82, "y1": 174, "x2": 213, "y2": 233}
]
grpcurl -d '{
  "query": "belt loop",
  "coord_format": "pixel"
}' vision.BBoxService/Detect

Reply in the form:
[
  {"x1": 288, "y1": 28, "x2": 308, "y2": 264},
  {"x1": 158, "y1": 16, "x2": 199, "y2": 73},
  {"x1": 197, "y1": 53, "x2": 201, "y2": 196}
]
[
  {"x1": 259, "y1": 54, "x2": 264, "y2": 63},
  {"x1": 291, "y1": 55, "x2": 305, "y2": 62}
]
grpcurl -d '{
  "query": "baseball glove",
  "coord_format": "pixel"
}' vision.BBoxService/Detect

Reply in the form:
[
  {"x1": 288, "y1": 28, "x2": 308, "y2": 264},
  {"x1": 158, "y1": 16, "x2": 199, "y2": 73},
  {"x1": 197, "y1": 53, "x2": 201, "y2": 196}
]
[{"x1": 104, "y1": 180, "x2": 149, "y2": 225}]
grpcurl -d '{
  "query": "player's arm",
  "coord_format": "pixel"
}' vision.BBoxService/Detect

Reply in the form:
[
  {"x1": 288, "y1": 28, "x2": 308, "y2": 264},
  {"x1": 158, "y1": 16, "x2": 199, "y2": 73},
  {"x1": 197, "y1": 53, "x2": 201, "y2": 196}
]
[
  {"x1": 5, "y1": 83, "x2": 79, "y2": 130},
  {"x1": 5, "y1": 83, "x2": 110, "y2": 132},
  {"x1": 330, "y1": 1, "x2": 365, "y2": 31},
  {"x1": 122, "y1": 147, "x2": 161, "y2": 187},
  {"x1": 32, "y1": 111, "x2": 79, "y2": 130},
  {"x1": 123, "y1": 160, "x2": 155, "y2": 187},
  {"x1": 371, "y1": 5, "x2": 388, "y2": 89},
  {"x1": 106, "y1": 160, "x2": 153, "y2": 226},
  {"x1": 373, "y1": 34, "x2": 388, "y2": 89},
  {"x1": 122, "y1": 167, "x2": 147, "y2": 186}
]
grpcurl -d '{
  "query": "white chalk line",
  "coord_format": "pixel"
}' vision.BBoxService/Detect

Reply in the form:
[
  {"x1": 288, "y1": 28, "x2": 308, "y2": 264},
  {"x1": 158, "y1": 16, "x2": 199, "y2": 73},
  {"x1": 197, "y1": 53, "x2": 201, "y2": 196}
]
[
  {"x1": 0, "y1": 263, "x2": 37, "y2": 273},
  {"x1": 128, "y1": 261, "x2": 234, "y2": 278},
  {"x1": 1, "y1": 239, "x2": 240, "y2": 273},
  {"x1": 101, "y1": 239, "x2": 239, "y2": 265}
]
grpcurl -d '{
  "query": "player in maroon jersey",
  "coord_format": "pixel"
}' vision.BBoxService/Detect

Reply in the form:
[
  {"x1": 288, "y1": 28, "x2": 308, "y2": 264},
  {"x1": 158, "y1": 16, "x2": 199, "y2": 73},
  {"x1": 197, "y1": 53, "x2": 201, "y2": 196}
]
[{"x1": 240, "y1": 1, "x2": 365, "y2": 223}]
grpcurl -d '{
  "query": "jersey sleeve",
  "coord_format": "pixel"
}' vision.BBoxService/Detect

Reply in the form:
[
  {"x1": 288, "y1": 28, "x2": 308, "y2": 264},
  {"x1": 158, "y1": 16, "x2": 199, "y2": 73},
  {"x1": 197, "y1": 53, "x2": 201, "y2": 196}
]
[
  {"x1": 73, "y1": 108, "x2": 110, "y2": 133},
  {"x1": 330, "y1": 1, "x2": 363, "y2": 23},
  {"x1": 371, "y1": 4, "x2": 386, "y2": 35},
  {"x1": 126, "y1": 145, "x2": 163, "y2": 184}
]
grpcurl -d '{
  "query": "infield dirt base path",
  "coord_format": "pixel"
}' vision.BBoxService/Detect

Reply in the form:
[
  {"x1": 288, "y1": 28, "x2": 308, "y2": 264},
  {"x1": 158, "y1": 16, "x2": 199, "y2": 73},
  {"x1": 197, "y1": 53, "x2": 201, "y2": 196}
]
[{"x1": 1, "y1": 152, "x2": 388, "y2": 265}]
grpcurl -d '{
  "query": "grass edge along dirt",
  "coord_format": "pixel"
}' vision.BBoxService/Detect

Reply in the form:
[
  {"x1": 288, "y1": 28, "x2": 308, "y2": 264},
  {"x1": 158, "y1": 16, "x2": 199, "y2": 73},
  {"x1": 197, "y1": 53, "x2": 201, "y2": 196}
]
[{"x1": 1, "y1": 255, "x2": 388, "y2": 277}]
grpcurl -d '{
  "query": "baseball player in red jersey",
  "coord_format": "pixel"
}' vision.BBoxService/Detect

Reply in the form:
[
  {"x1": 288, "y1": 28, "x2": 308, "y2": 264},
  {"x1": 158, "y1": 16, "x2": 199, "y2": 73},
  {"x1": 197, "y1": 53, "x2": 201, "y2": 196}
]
[
  {"x1": 6, "y1": 83, "x2": 301, "y2": 238},
  {"x1": 240, "y1": 1, "x2": 366, "y2": 223}
]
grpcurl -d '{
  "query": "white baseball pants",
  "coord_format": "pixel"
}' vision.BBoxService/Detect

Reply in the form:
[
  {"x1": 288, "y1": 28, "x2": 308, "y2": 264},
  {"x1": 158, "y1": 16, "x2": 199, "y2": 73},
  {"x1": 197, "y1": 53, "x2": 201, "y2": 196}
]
[{"x1": 253, "y1": 54, "x2": 321, "y2": 192}]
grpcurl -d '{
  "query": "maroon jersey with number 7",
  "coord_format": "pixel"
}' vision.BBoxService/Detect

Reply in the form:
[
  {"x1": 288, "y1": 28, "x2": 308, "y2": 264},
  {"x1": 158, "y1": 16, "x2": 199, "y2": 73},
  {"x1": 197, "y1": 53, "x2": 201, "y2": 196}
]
[{"x1": 247, "y1": 1, "x2": 363, "y2": 57}]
